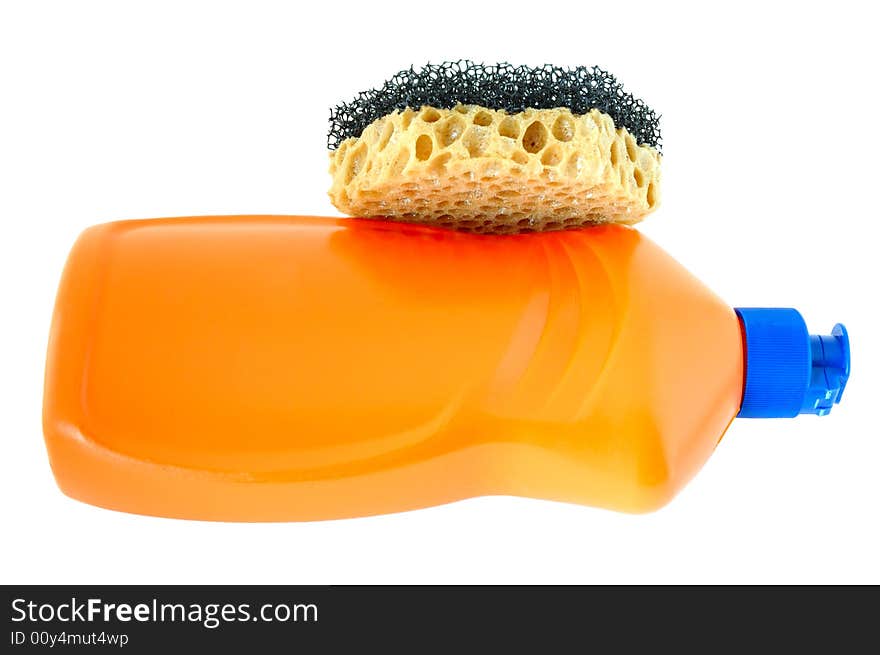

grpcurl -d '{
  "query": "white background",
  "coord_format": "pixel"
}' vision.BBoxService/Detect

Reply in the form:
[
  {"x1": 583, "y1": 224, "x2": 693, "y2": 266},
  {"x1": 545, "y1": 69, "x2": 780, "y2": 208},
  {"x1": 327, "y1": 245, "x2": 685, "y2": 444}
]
[{"x1": 1, "y1": 1, "x2": 878, "y2": 584}]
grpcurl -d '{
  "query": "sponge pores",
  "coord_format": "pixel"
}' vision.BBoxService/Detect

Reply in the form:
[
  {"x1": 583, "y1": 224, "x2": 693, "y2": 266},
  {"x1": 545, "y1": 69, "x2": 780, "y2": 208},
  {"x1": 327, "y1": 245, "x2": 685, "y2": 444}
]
[{"x1": 329, "y1": 105, "x2": 660, "y2": 234}]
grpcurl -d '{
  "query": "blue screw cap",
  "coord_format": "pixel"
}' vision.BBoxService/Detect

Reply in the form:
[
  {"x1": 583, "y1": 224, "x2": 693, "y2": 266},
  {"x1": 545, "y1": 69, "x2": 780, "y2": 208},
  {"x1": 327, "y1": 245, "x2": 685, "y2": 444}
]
[{"x1": 734, "y1": 308, "x2": 850, "y2": 418}]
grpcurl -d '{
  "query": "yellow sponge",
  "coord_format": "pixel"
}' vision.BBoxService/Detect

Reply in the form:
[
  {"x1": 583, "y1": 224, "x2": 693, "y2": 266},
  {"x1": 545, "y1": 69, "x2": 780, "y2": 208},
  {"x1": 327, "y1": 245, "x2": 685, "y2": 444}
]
[{"x1": 328, "y1": 105, "x2": 660, "y2": 234}]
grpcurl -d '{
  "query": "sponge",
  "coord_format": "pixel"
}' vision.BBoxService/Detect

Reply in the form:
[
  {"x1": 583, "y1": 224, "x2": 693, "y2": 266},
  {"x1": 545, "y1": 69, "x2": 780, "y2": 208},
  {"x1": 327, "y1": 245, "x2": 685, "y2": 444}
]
[{"x1": 328, "y1": 62, "x2": 662, "y2": 233}]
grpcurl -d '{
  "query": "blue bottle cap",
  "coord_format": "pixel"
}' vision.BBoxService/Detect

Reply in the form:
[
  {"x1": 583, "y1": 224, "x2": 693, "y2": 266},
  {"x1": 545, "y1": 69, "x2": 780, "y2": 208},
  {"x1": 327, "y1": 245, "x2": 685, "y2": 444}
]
[{"x1": 734, "y1": 308, "x2": 850, "y2": 418}]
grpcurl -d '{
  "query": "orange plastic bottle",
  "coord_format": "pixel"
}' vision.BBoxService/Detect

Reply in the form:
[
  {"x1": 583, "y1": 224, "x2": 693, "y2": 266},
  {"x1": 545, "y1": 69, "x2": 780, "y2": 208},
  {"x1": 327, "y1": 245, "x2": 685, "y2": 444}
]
[{"x1": 42, "y1": 216, "x2": 849, "y2": 520}]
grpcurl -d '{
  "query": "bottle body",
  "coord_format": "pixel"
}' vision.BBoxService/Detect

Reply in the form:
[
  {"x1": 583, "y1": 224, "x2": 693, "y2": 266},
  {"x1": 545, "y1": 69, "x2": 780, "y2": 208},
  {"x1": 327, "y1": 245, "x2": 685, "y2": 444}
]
[{"x1": 43, "y1": 216, "x2": 744, "y2": 520}]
